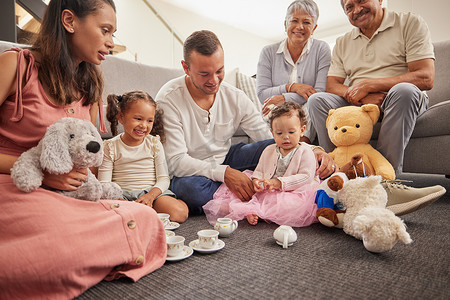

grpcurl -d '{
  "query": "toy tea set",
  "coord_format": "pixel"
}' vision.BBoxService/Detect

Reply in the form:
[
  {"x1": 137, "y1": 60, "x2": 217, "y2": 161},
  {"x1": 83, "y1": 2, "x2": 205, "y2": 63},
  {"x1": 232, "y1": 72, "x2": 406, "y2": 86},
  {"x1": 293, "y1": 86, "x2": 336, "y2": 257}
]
[{"x1": 161, "y1": 214, "x2": 295, "y2": 262}]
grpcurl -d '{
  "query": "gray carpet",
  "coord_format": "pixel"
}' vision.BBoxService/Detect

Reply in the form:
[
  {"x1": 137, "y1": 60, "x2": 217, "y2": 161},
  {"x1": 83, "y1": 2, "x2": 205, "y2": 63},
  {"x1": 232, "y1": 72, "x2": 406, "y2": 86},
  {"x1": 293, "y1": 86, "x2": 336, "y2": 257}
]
[{"x1": 77, "y1": 174, "x2": 450, "y2": 300}]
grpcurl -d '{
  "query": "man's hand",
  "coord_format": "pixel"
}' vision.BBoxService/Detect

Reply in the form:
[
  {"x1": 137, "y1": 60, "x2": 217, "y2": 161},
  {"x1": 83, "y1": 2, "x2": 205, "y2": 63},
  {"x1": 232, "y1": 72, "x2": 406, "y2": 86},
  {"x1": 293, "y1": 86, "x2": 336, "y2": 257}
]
[
  {"x1": 360, "y1": 92, "x2": 385, "y2": 109},
  {"x1": 42, "y1": 168, "x2": 88, "y2": 191},
  {"x1": 344, "y1": 79, "x2": 387, "y2": 108},
  {"x1": 344, "y1": 80, "x2": 372, "y2": 105},
  {"x1": 313, "y1": 148, "x2": 337, "y2": 179},
  {"x1": 224, "y1": 167, "x2": 255, "y2": 201}
]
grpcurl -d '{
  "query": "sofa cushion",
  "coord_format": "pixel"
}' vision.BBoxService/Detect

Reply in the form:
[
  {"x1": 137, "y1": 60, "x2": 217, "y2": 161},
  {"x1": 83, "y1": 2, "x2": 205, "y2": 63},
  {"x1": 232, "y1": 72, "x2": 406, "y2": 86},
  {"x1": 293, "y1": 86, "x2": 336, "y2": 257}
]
[
  {"x1": 98, "y1": 55, "x2": 184, "y2": 139},
  {"x1": 99, "y1": 55, "x2": 184, "y2": 100},
  {"x1": 411, "y1": 100, "x2": 450, "y2": 138},
  {"x1": 427, "y1": 40, "x2": 450, "y2": 106},
  {"x1": 236, "y1": 72, "x2": 262, "y2": 111}
]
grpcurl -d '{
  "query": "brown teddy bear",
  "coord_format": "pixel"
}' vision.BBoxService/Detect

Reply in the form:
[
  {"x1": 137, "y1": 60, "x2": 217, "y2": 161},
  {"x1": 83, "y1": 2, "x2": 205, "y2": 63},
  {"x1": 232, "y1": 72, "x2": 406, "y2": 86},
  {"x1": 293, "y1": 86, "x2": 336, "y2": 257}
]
[
  {"x1": 315, "y1": 153, "x2": 373, "y2": 228},
  {"x1": 326, "y1": 104, "x2": 395, "y2": 180}
]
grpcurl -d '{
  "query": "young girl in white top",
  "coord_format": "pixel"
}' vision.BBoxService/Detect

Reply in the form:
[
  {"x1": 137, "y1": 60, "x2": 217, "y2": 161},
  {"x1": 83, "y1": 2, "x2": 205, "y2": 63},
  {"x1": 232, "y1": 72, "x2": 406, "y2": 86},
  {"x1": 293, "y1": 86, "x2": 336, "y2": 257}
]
[
  {"x1": 203, "y1": 102, "x2": 319, "y2": 227},
  {"x1": 98, "y1": 90, "x2": 188, "y2": 223}
]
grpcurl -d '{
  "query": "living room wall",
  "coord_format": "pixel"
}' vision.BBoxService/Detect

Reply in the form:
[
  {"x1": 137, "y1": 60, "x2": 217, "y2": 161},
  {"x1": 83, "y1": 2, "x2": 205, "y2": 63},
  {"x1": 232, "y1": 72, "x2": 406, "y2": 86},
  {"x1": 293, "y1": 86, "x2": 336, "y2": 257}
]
[
  {"x1": 387, "y1": 0, "x2": 450, "y2": 43},
  {"x1": 112, "y1": 0, "x2": 183, "y2": 69},
  {"x1": 113, "y1": 0, "x2": 274, "y2": 76}
]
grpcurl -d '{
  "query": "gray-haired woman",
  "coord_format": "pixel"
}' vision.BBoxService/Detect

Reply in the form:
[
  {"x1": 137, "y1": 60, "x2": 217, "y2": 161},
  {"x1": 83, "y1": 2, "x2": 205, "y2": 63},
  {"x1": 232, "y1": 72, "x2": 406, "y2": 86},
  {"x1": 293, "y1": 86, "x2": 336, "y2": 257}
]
[{"x1": 256, "y1": 0, "x2": 331, "y2": 144}]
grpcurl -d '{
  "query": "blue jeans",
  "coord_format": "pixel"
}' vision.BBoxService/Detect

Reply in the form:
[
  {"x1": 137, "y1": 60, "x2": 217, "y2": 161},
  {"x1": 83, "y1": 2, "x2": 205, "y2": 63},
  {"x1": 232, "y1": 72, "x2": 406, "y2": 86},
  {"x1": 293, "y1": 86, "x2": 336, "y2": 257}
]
[{"x1": 170, "y1": 139, "x2": 274, "y2": 215}]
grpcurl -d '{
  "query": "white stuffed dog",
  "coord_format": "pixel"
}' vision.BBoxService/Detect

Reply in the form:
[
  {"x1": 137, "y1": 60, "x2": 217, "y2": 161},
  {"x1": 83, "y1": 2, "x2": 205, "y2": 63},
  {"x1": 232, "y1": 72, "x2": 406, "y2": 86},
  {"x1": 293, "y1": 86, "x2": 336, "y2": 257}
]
[
  {"x1": 11, "y1": 117, "x2": 122, "y2": 201},
  {"x1": 338, "y1": 175, "x2": 412, "y2": 253}
]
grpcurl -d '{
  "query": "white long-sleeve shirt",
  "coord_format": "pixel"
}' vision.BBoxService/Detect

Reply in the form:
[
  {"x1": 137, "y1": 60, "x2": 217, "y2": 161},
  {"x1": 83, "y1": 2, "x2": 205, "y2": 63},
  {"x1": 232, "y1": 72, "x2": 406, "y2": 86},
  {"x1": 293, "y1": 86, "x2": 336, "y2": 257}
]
[{"x1": 156, "y1": 76, "x2": 272, "y2": 182}]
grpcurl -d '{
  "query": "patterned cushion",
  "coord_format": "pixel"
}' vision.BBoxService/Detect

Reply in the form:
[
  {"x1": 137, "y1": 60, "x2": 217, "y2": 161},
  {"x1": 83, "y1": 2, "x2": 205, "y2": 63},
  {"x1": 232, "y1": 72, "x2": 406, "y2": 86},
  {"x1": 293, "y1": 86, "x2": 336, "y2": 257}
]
[{"x1": 236, "y1": 72, "x2": 262, "y2": 111}]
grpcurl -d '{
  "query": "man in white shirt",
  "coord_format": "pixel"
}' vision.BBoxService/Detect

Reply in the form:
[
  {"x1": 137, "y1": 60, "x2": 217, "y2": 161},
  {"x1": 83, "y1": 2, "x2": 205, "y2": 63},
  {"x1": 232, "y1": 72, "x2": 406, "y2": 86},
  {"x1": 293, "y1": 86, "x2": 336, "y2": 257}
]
[{"x1": 156, "y1": 30, "x2": 335, "y2": 214}]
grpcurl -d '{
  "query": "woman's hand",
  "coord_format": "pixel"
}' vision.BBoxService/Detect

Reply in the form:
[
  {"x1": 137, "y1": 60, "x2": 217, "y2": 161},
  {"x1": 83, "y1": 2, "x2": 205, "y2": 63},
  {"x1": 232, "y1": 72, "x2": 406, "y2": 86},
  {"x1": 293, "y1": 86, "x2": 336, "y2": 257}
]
[
  {"x1": 42, "y1": 168, "x2": 88, "y2": 191},
  {"x1": 262, "y1": 95, "x2": 285, "y2": 115},
  {"x1": 290, "y1": 83, "x2": 317, "y2": 100}
]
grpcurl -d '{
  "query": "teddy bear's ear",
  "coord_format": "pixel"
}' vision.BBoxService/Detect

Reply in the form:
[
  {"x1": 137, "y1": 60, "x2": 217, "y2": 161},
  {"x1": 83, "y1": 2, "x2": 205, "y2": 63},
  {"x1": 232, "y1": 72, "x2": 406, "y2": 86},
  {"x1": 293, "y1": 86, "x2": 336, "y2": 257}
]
[
  {"x1": 40, "y1": 121, "x2": 74, "y2": 174},
  {"x1": 351, "y1": 153, "x2": 364, "y2": 166},
  {"x1": 326, "y1": 109, "x2": 336, "y2": 128},
  {"x1": 328, "y1": 175, "x2": 344, "y2": 192},
  {"x1": 361, "y1": 104, "x2": 380, "y2": 125}
]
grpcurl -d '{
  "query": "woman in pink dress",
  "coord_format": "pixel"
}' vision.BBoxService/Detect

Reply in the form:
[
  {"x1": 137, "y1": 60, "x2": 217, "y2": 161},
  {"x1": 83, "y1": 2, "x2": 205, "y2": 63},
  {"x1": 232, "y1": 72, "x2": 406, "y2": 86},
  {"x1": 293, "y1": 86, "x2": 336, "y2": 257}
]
[
  {"x1": 204, "y1": 102, "x2": 319, "y2": 227},
  {"x1": 0, "y1": 1, "x2": 166, "y2": 298}
]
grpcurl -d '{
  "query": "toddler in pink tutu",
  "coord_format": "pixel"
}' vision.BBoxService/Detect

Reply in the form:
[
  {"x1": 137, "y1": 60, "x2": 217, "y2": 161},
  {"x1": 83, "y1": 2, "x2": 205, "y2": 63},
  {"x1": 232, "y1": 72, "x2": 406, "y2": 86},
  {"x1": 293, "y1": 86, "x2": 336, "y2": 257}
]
[{"x1": 203, "y1": 102, "x2": 319, "y2": 227}]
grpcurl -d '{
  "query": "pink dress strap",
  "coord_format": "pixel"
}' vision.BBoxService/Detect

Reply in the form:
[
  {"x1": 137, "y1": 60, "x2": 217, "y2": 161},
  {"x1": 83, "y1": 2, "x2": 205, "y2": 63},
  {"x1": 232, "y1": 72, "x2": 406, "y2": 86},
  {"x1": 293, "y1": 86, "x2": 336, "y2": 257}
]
[
  {"x1": 9, "y1": 48, "x2": 34, "y2": 122},
  {"x1": 5, "y1": 48, "x2": 107, "y2": 132},
  {"x1": 98, "y1": 97, "x2": 107, "y2": 133}
]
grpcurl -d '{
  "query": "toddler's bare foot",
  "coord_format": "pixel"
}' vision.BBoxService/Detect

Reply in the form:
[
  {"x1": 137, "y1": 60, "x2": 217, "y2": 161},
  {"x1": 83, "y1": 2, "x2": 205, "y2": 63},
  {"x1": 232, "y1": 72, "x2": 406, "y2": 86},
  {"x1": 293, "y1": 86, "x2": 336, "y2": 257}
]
[{"x1": 246, "y1": 214, "x2": 258, "y2": 225}]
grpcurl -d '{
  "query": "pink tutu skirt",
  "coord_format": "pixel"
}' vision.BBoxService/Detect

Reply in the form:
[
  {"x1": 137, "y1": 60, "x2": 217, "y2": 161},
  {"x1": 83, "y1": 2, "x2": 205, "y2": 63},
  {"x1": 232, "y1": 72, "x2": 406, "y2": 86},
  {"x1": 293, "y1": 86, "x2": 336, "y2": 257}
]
[{"x1": 203, "y1": 171, "x2": 319, "y2": 227}]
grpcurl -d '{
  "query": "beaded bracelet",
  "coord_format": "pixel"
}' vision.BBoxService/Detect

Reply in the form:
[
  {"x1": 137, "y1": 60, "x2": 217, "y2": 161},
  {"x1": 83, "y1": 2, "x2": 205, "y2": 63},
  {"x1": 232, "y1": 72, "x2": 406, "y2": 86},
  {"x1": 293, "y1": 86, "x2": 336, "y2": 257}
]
[{"x1": 288, "y1": 82, "x2": 295, "y2": 92}]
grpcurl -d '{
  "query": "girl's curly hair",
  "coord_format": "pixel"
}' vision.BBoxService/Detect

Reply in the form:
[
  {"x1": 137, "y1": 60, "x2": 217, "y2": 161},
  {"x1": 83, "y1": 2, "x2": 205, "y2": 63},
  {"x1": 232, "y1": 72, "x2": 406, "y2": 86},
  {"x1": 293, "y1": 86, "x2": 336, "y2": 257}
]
[
  {"x1": 106, "y1": 90, "x2": 165, "y2": 142},
  {"x1": 269, "y1": 101, "x2": 307, "y2": 129}
]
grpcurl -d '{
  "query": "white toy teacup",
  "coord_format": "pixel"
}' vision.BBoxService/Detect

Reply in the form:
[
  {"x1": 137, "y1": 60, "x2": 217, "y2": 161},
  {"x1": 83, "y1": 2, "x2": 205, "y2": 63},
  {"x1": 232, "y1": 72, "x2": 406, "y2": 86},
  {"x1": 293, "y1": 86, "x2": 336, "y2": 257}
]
[
  {"x1": 157, "y1": 213, "x2": 170, "y2": 227},
  {"x1": 167, "y1": 235, "x2": 185, "y2": 257},
  {"x1": 273, "y1": 225, "x2": 297, "y2": 249},
  {"x1": 197, "y1": 229, "x2": 219, "y2": 249},
  {"x1": 214, "y1": 218, "x2": 238, "y2": 237}
]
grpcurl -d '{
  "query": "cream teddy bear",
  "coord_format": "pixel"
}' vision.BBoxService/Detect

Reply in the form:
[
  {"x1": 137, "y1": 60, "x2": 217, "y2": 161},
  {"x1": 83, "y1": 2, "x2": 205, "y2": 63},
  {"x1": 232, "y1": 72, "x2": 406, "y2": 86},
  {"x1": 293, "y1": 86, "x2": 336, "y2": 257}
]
[
  {"x1": 326, "y1": 104, "x2": 395, "y2": 180},
  {"x1": 339, "y1": 175, "x2": 412, "y2": 253}
]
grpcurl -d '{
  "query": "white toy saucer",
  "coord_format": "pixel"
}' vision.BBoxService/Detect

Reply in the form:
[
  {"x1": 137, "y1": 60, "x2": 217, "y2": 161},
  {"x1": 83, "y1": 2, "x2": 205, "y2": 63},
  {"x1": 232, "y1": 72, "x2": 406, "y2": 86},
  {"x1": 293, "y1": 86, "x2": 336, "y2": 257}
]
[
  {"x1": 165, "y1": 230, "x2": 175, "y2": 237},
  {"x1": 189, "y1": 239, "x2": 225, "y2": 253},
  {"x1": 165, "y1": 245, "x2": 193, "y2": 262},
  {"x1": 165, "y1": 221, "x2": 180, "y2": 230}
]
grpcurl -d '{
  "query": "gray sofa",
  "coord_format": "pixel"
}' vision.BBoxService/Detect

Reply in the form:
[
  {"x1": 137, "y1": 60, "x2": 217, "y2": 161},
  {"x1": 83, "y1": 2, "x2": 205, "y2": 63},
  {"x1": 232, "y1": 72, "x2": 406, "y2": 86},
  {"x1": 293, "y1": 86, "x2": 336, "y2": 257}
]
[
  {"x1": 369, "y1": 39, "x2": 450, "y2": 176},
  {"x1": 1, "y1": 39, "x2": 449, "y2": 177},
  {"x1": 401, "y1": 40, "x2": 450, "y2": 176}
]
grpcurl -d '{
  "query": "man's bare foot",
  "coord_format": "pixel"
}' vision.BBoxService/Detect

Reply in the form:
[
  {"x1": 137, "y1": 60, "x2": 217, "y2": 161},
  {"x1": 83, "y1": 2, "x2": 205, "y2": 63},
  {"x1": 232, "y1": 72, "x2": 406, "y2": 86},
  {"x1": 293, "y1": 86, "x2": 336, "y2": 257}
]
[{"x1": 246, "y1": 214, "x2": 258, "y2": 225}]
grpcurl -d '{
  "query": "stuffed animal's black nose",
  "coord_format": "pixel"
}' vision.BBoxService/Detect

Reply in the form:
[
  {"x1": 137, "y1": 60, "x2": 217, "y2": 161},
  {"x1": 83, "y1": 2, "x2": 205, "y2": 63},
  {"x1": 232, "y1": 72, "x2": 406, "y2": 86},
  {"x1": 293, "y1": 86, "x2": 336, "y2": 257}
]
[
  {"x1": 86, "y1": 141, "x2": 100, "y2": 153},
  {"x1": 341, "y1": 128, "x2": 347, "y2": 133}
]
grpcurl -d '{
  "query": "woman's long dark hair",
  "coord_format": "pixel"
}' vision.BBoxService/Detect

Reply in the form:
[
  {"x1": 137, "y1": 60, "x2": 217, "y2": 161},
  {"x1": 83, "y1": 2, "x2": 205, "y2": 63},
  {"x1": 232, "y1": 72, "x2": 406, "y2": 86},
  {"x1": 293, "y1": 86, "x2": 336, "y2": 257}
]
[{"x1": 30, "y1": 0, "x2": 116, "y2": 106}]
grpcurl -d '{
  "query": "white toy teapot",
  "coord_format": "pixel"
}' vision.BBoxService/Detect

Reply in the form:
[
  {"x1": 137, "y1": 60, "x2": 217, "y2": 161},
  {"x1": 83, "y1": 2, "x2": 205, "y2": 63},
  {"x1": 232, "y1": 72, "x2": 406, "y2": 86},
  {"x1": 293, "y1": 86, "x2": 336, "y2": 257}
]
[
  {"x1": 273, "y1": 225, "x2": 297, "y2": 249},
  {"x1": 214, "y1": 218, "x2": 238, "y2": 237}
]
